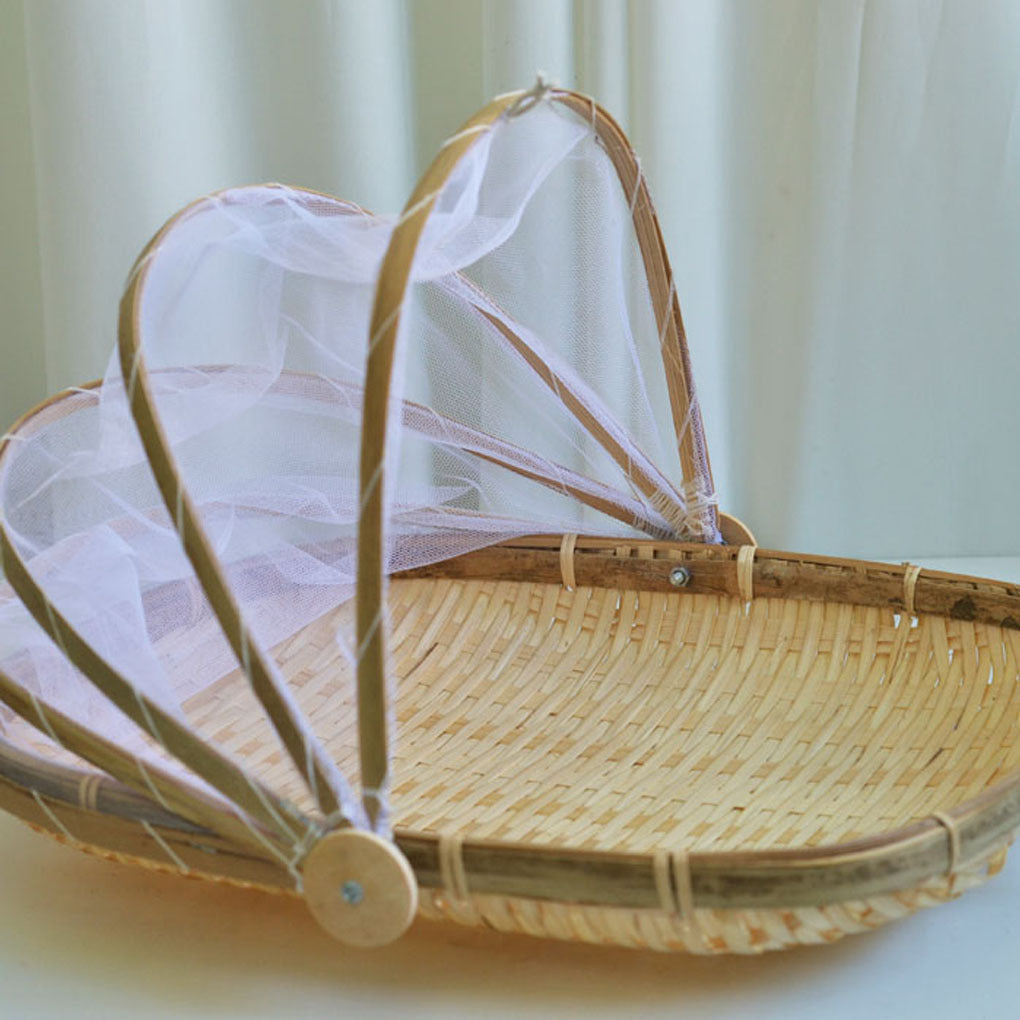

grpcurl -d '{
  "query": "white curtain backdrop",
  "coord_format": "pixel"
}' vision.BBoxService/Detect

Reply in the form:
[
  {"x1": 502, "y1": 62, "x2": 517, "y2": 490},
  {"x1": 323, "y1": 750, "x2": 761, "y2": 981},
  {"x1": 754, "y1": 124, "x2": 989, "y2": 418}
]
[{"x1": 2, "y1": 0, "x2": 1018, "y2": 559}]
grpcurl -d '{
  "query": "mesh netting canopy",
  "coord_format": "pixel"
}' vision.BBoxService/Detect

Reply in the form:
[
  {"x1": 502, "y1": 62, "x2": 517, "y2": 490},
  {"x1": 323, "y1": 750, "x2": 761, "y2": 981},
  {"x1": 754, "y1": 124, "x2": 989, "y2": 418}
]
[{"x1": 0, "y1": 89, "x2": 717, "y2": 861}]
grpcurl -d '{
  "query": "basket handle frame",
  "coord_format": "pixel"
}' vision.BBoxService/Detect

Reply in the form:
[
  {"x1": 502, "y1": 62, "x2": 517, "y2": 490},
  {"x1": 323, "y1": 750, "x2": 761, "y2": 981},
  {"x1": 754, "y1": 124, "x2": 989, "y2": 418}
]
[
  {"x1": 116, "y1": 189, "x2": 368, "y2": 829},
  {"x1": 356, "y1": 88, "x2": 718, "y2": 826}
]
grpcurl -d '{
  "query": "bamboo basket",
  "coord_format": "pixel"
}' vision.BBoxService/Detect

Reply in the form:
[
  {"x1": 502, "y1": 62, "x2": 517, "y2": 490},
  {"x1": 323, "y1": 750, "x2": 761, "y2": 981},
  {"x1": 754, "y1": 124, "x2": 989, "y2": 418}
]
[{"x1": 0, "y1": 85, "x2": 1017, "y2": 955}]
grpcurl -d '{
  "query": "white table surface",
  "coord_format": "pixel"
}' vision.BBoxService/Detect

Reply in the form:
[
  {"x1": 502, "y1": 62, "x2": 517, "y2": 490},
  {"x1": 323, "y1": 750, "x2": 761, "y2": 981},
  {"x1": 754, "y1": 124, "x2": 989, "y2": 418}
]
[{"x1": 2, "y1": 555, "x2": 1019, "y2": 1020}]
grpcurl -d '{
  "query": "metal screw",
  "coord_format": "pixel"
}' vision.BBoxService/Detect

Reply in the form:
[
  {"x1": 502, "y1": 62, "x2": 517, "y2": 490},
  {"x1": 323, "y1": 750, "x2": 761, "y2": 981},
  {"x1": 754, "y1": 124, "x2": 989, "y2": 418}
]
[
  {"x1": 669, "y1": 565, "x2": 692, "y2": 588},
  {"x1": 341, "y1": 880, "x2": 364, "y2": 906}
]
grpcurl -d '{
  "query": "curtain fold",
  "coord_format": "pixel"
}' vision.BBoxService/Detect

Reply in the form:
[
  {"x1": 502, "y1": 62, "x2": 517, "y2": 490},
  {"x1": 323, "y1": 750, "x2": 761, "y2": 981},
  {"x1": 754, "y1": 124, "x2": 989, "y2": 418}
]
[{"x1": 3, "y1": 0, "x2": 1018, "y2": 558}]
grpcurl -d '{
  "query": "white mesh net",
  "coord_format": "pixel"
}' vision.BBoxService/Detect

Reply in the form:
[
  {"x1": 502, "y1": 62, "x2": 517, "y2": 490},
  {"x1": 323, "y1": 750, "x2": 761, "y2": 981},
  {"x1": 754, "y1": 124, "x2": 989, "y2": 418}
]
[{"x1": 0, "y1": 92, "x2": 718, "y2": 844}]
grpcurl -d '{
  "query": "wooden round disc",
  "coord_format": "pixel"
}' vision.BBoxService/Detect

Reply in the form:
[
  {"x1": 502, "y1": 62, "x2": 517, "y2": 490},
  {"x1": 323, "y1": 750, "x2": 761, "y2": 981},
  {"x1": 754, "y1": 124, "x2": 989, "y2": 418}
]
[{"x1": 302, "y1": 830, "x2": 418, "y2": 948}]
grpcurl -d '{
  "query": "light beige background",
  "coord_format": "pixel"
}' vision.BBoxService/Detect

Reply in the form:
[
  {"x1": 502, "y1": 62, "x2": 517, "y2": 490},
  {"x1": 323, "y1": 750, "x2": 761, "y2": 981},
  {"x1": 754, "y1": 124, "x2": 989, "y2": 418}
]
[{"x1": 2, "y1": 0, "x2": 1019, "y2": 557}]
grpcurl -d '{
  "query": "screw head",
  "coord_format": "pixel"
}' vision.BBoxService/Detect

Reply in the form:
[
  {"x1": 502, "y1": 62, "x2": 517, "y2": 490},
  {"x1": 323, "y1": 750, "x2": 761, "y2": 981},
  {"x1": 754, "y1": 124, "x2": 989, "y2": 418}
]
[
  {"x1": 669, "y1": 565, "x2": 692, "y2": 588},
  {"x1": 304, "y1": 830, "x2": 418, "y2": 946},
  {"x1": 341, "y1": 880, "x2": 364, "y2": 906}
]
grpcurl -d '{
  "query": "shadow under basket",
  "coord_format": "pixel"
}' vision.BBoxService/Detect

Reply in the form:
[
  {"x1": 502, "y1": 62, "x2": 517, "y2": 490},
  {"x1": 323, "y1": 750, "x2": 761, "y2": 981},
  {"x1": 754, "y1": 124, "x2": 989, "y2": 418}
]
[{"x1": 4, "y1": 537, "x2": 1018, "y2": 954}]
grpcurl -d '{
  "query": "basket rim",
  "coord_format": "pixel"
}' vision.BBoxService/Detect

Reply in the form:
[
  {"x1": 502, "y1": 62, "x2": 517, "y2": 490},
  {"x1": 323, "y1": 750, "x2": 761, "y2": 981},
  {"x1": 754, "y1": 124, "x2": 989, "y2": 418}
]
[
  {"x1": 2, "y1": 498, "x2": 1019, "y2": 911},
  {"x1": 2, "y1": 702, "x2": 1017, "y2": 911}
]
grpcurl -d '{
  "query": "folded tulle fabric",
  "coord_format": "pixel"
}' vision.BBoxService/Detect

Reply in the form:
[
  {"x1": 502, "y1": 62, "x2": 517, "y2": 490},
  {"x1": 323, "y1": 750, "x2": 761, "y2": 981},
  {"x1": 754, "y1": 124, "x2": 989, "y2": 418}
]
[{"x1": 0, "y1": 97, "x2": 717, "y2": 830}]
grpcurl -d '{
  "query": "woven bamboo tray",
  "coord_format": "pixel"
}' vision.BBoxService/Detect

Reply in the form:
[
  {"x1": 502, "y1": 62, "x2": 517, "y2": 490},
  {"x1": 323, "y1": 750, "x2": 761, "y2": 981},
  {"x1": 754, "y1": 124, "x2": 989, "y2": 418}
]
[{"x1": 0, "y1": 85, "x2": 1017, "y2": 955}]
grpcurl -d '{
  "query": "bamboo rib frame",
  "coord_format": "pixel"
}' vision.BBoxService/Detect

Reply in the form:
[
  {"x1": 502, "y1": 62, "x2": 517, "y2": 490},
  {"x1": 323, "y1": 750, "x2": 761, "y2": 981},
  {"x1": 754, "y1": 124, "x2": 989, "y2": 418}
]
[
  {"x1": 357, "y1": 87, "x2": 719, "y2": 827},
  {"x1": 0, "y1": 87, "x2": 1016, "y2": 953}
]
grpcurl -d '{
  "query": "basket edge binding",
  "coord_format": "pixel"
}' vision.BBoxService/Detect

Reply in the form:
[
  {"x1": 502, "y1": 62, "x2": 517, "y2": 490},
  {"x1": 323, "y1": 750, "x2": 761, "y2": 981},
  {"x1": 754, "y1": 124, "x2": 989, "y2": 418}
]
[{"x1": 0, "y1": 701, "x2": 1017, "y2": 913}]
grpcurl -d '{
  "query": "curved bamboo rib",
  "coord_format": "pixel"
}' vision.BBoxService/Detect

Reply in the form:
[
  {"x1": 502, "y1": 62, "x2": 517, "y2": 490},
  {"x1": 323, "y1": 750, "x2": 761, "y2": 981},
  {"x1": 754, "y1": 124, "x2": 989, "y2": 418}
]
[
  {"x1": 472, "y1": 304, "x2": 690, "y2": 533},
  {"x1": 116, "y1": 191, "x2": 358, "y2": 828},
  {"x1": 0, "y1": 381, "x2": 295, "y2": 856},
  {"x1": 3, "y1": 707, "x2": 1017, "y2": 913},
  {"x1": 0, "y1": 662, "x2": 288, "y2": 862},
  {"x1": 357, "y1": 87, "x2": 719, "y2": 826},
  {"x1": 278, "y1": 185, "x2": 697, "y2": 534},
  {"x1": 555, "y1": 91, "x2": 717, "y2": 538},
  {"x1": 447, "y1": 272, "x2": 692, "y2": 533},
  {"x1": 326, "y1": 375, "x2": 673, "y2": 536},
  {"x1": 0, "y1": 383, "x2": 311, "y2": 853},
  {"x1": 0, "y1": 527, "x2": 307, "y2": 849}
]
